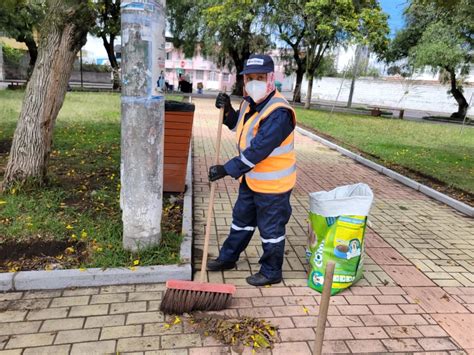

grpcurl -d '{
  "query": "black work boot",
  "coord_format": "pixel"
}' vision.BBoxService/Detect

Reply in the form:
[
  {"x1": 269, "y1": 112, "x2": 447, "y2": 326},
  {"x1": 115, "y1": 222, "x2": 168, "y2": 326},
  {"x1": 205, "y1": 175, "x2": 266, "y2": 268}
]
[
  {"x1": 206, "y1": 259, "x2": 236, "y2": 271},
  {"x1": 246, "y1": 272, "x2": 282, "y2": 286}
]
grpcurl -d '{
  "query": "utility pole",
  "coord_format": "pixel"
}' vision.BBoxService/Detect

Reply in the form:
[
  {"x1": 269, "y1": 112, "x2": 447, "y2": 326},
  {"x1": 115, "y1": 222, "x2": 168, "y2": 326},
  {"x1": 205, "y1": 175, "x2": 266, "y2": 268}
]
[{"x1": 120, "y1": 0, "x2": 167, "y2": 251}]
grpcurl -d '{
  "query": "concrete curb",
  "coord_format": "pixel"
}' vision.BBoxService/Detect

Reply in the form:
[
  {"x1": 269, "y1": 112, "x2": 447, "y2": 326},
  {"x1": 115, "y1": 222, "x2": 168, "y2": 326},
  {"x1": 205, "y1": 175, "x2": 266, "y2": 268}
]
[
  {"x1": 0, "y1": 151, "x2": 194, "y2": 292},
  {"x1": 296, "y1": 126, "x2": 474, "y2": 217}
]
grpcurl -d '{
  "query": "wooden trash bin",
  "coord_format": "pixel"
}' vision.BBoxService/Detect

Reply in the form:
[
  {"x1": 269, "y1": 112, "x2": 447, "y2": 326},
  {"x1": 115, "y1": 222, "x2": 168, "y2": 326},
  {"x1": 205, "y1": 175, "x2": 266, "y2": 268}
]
[{"x1": 163, "y1": 100, "x2": 195, "y2": 192}]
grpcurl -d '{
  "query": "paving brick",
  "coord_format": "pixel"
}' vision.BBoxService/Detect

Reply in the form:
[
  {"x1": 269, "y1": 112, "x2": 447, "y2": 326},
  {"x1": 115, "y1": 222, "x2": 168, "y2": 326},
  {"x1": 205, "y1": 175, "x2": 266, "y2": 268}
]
[
  {"x1": 272, "y1": 305, "x2": 317, "y2": 317},
  {"x1": 279, "y1": 327, "x2": 314, "y2": 341},
  {"x1": 375, "y1": 295, "x2": 407, "y2": 304},
  {"x1": 27, "y1": 307, "x2": 68, "y2": 320},
  {"x1": 360, "y1": 315, "x2": 397, "y2": 326},
  {"x1": 264, "y1": 317, "x2": 294, "y2": 328},
  {"x1": 233, "y1": 288, "x2": 262, "y2": 298},
  {"x1": 101, "y1": 325, "x2": 142, "y2": 340},
  {"x1": 126, "y1": 312, "x2": 165, "y2": 325},
  {"x1": 290, "y1": 287, "x2": 317, "y2": 296},
  {"x1": 417, "y1": 325, "x2": 449, "y2": 337},
  {"x1": 328, "y1": 296, "x2": 347, "y2": 305},
  {"x1": 23, "y1": 290, "x2": 61, "y2": 299},
  {"x1": 260, "y1": 287, "x2": 293, "y2": 297},
  {"x1": 239, "y1": 307, "x2": 274, "y2": 318},
  {"x1": 336, "y1": 305, "x2": 371, "y2": 315},
  {"x1": 252, "y1": 297, "x2": 285, "y2": 307},
  {"x1": 418, "y1": 337, "x2": 459, "y2": 351},
  {"x1": 328, "y1": 315, "x2": 363, "y2": 327},
  {"x1": 405, "y1": 287, "x2": 468, "y2": 314},
  {"x1": 117, "y1": 336, "x2": 161, "y2": 352},
  {"x1": 6, "y1": 298, "x2": 51, "y2": 311},
  {"x1": 70, "y1": 340, "x2": 116, "y2": 355},
  {"x1": 55, "y1": 328, "x2": 100, "y2": 344},
  {"x1": 350, "y1": 287, "x2": 381, "y2": 295},
  {"x1": 90, "y1": 293, "x2": 127, "y2": 304},
  {"x1": 23, "y1": 345, "x2": 70, "y2": 355},
  {"x1": 432, "y1": 313, "x2": 474, "y2": 350},
  {"x1": 161, "y1": 333, "x2": 201, "y2": 348},
  {"x1": 0, "y1": 349, "x2": 22, "y2": 355},
  {"x1": 282, "y1": 296, "x2": 317, "y2": 306},
  {"x1": 321, "y1": 340, "x2": 350, "y2": 354},
  {"x1": 84, "y1": 314, "x2": 125, "y2": 328},
  {"x1": 382, "y1": 266, "x2": 435, "y2": 287},
  {"x1": 0, "y1": 321, "x2": 41, "y2": 336},
  {"x1": 345, "y1": 295, "x2": 379, "y2": 305},
  {"x1": 189, "y1": 347, "x2": 229, "y2": 355},
  {"x1": 69, "y1": 304, "x2": 109, "y2": 317},
  {"x1": 382, "y1": 338, "x2": 423, "y2": 352},
  {"x1": 290, "y1": 316, "x2": 317, "y2": 328},
  {"x1": 0, "y1": 294, "x2": 22, "y2": 302},
  {"x1": 368, "y1": 304, "x2": 403, "y2": 314},
  {"x1": 41, "y1": 317, "x2": 84, "y2": 332},
  {"x1": 384, "y1": 325, "x2": 423, "y2": 338},
  {"x1": 62, "y1": 288, "x2": 99, "y2": 296},
  {"x1": 349, "y1": 326, "x2": 389, "y2": 339},
  {"x1": 392, "y1": 314, "x2": 429, "y2": 326},
  {"x1": 100, "y1": 285, "x2": 135, "y2": 294},
  {"x1": 110, "y1": 302, "x2": 147, "y2": 314},
  {"x1": 272, "y1": 341, "x2": 312, "y2": 355},
  {"x1": 399, "y1": 304, "x2": 426, "y2": 314},
  {"x1": 128, "y1": 292, "x2": 162, "y2": 302},
  {"x1": 50, "y1": 296, "x2": 90, "y2": 307},
  {"x1": 324, "y1": 327, "x2": 353, "y2": 340},
  {"x1": 6, "y1": 332, "x2": 55, "y2": 349},
  {"x1": 0, "y1": 312, "x2": 26, "y2": 323},
  {"x1": 346, "y1": 339, "x2": 387, "y2": 353}
]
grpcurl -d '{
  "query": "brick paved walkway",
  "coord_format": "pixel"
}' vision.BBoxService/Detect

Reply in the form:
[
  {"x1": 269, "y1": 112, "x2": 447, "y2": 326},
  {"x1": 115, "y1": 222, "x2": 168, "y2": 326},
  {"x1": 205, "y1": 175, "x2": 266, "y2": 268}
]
[{"x1": 0, "y1": 98, "x2": 472, "y2": 354}]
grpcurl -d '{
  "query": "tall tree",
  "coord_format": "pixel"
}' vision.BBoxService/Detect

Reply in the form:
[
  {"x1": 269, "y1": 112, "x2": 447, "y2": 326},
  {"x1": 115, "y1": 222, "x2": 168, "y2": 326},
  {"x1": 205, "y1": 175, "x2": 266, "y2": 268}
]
[
  {"x1": 387, "y1": 0, "x2": 473, "y2": 118},
  {"x1": 0, "y1": 0, "x2": 46, "y2": 75},
  {"x1": 167, "y1": 0, "x2": 271, "y2": 96},
  {"x1": 303, "y1": 0, "x2": 389, "y2": 109},
  {"x1": 90, "y1": 0, "x2": 121, "y2": 90},
  {"x1": 269, "y1": 0, "x2": 307, "y2": 103},
  {"x1": 2, "y1": 0, "x2": 95, "y2": 190}
]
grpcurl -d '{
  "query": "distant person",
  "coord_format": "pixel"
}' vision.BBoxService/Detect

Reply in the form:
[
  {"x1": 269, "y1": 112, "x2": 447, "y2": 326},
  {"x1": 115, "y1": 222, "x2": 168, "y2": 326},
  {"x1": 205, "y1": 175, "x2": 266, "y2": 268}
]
[
  {"x1": 157, "y1": 71, "x2": 165, "y2": 92},
  {"x1": 180, "y1": 74, "x2": 192, "y2": 93}
]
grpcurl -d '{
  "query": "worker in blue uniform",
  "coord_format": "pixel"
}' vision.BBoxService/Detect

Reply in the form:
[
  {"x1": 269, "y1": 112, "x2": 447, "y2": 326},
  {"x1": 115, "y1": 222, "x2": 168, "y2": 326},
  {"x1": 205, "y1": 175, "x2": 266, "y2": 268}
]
[{"x1": 207, "y1": 54, "x2": 297, "y2": 286}]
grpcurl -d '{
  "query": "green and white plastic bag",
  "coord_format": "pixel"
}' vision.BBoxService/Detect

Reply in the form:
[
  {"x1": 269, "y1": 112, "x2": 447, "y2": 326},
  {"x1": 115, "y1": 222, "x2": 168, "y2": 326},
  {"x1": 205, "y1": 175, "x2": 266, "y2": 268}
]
[{"x1": 307, "y1": 183, "x2": 374, "y2": 295}]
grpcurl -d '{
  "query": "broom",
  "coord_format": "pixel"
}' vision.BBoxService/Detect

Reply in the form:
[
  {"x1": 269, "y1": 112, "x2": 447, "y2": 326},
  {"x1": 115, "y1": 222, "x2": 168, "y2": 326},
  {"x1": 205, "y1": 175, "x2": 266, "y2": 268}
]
[{"x1": 160, "y1": 106, "x2": 236, "y2": 315}]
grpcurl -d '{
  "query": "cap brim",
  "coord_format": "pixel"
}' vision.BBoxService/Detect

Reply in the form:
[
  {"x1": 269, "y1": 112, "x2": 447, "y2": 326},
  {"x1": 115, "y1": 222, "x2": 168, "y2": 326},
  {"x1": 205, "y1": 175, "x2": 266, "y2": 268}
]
[{"x1": 240, "y1": 67, "x2": 274, "y2": 75}]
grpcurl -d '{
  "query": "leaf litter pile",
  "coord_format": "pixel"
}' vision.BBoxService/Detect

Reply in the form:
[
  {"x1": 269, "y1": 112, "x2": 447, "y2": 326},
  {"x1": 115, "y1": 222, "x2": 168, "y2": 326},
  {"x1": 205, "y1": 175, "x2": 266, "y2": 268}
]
[{"x1": 166, "y1": 314, "x2": 279, "y2": 353}]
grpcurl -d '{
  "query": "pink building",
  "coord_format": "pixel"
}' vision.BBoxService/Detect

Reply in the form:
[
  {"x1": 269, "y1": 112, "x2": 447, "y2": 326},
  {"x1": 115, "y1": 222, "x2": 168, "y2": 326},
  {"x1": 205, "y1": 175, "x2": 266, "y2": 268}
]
[
  {"x1": 165, "y1": 42, "x2": 236, "y2": 92},
  {"x1": 164, "y1": 43, "x2": 294, "y2": 93}
]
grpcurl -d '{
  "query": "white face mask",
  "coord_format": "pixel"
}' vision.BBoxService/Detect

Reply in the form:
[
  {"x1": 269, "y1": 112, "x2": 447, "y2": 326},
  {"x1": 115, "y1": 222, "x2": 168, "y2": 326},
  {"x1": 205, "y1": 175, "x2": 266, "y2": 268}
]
[{"x1": 245, "y1": 80, "x2": 267, "y2": 102}]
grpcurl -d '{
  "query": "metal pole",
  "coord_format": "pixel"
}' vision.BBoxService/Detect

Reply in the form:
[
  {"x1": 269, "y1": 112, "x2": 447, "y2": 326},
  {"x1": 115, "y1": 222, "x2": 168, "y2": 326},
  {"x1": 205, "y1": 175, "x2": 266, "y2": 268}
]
[
  {"x1": 120, "y1": 0, "x2": 166, "y2": 251},
  {"x1": 331, "y1": 64, "x2": 349, "y2": 115},
  {"x1": 80, "y1": 48, "x2": 83, "y2": 89}
]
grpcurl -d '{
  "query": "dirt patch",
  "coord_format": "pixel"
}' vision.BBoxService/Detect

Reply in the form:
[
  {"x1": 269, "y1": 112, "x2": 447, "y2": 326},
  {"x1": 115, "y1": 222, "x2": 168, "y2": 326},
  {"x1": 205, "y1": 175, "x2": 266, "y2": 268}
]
[
  {"x1": 0, "y1": 238, "x2": 87, "y2": 272},
  {"x1": 300, "y1": 124, "x2": 474, "y2": 206}
]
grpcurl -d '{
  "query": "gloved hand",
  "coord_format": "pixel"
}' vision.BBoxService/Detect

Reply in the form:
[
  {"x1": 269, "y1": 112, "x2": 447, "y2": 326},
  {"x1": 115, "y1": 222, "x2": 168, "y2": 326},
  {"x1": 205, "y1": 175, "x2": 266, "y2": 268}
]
[
  {"x1": 208, "y1": 165, "x2": 228, "y2": 182},
  {"x1": 215, "y1": 93, "x2": 232, "y2": 113}
]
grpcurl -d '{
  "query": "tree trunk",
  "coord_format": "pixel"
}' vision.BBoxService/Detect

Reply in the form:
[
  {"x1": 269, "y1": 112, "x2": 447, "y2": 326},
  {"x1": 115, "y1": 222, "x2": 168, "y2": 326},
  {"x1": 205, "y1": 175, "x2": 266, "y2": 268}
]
[
  {"x1": 292, "y1": 65, "x2": 304, "y2": 103},
  {"x1": 232, "y1": 56, "x2": 245, "y2": 96},
  {"x1": 347, "y1": 45, "x2": 362, "y2": 108},
  {"x1": 23, "y1": 36, "x2": 38, "y2": 77},
  {"x1": 448, "y1": 68, "x2": 468, "y2": 119},
  {"x1": 102, "y1": 35, "x2": 120, "y2": 90},
  {"x1": 2, "y1": 0, "x2": 91, "y2": 190},
  {"x1": 305, "y1": 75, "x2": 313, "y2": 109}
]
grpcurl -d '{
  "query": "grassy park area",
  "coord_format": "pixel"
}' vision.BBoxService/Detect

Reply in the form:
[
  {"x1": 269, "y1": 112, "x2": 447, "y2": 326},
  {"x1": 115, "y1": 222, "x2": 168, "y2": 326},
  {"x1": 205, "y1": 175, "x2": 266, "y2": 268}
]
[
  {"x1": 0, "y1": 90, "x2": 182, "y2": 271},
  {"x1": 296, "y1": 108, "x2": 474, "y2": 200}
]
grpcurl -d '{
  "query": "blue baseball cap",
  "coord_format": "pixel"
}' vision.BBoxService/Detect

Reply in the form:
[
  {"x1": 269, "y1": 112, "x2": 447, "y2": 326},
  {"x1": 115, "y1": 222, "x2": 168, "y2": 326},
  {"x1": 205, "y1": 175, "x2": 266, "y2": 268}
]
[{"x1": 240, "y1": 54, "x2": 274, "y2": 75}]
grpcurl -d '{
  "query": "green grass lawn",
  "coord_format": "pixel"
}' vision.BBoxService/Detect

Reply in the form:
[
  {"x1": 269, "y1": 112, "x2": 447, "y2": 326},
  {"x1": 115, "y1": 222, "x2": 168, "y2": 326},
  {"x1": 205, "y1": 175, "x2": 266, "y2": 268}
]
[
  {"x1": 0, "y1": 90, "x2": 182, "y2": 271},
  {"x1": 295, "y1": 108, "x2": 474, "y2": 197}
]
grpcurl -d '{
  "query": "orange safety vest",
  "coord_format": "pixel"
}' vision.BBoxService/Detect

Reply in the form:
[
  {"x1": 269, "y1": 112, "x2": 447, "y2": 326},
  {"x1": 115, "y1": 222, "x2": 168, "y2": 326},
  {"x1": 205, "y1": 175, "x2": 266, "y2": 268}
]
[{"x1": 235, "y1": 90, "x2": 296, "y2": 194}]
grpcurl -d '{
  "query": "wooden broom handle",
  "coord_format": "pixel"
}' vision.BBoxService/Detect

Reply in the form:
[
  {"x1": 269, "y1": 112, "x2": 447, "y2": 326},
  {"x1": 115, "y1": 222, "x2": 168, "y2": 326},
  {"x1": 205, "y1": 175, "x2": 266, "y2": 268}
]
[
  {"x1": 200, "y1": 107, "x2": 225, "y2": 282},
  {"x1": 314, "y1": 261, "x2": 335, "y2": 355}
]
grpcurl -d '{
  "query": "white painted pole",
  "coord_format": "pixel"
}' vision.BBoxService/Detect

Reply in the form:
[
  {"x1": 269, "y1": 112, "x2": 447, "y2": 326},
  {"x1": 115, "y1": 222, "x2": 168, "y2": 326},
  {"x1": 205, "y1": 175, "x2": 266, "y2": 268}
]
[{"x1": 120, "y1": 0, "x2": 167, "y2": 251}]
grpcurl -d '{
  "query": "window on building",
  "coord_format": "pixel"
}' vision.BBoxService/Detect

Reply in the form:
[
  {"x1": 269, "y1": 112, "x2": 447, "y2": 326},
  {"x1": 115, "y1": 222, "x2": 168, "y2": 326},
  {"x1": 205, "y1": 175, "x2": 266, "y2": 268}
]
[
  {"x1": 209, "y1": 71, "x2": 217, "y2": 81},
  {"x1": 223, "y1": 73, "x2": 229, "y2": 82},
  {"x1": 195, "y1": 70, "x2": 204, "y2": 80}
]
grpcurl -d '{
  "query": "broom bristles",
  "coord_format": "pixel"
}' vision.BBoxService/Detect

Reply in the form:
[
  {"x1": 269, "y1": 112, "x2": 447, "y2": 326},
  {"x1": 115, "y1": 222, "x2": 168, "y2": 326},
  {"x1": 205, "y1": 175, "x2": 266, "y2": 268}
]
[{"x1": 160, "y1": 280, "x2": 236, "y2": 315}]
